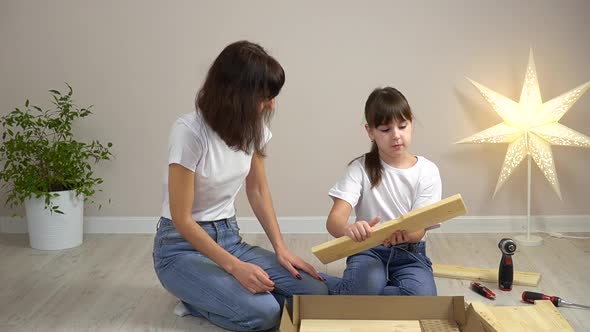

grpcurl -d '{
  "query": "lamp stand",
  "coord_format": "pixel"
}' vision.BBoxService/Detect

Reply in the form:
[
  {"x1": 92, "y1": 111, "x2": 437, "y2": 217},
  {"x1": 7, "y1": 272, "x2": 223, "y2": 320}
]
[{"x1": 515, "y1": 154, "x2": 543, "y2": 246}]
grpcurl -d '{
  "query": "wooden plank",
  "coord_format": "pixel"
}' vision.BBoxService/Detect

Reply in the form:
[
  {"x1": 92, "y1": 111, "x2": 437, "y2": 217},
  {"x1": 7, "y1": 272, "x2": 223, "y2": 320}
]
[
  {"x1": 468, "y1": 302, "x2": 503, "y2": 332},
  {"x1": 312, "y1": 194, "x2": 467, "y2": 264},
  {"x1": 300, "y1": 319, "x2": 421, "y2": 332},
  {"x1": 469, "y1": 300, "x2": 574, "y2": 332},
  {"x1": 433, "y1": 263, "x2": 541, "y2": 286}
]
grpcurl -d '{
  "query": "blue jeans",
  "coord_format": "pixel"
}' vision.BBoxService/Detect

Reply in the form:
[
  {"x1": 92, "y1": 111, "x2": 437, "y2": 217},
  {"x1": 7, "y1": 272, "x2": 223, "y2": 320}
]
[
  {"x1": 322, "y1": 242, "x2": 436, "y2": 296},
  {"x1": 153, "y1": 217, "x2": 328, "y2": 331}
]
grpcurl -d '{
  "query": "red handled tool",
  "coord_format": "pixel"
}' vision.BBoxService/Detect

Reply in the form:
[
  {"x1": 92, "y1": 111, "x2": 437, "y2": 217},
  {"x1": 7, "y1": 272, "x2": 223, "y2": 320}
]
[
  {"x1": 498, "y1": 238, "x2": 516, "y2": 291},
  {"x1": 522, "y1": 291, "x2": 590, "y2": 309},
  {"x1": 471, "y1": 282, "x2": 496, "y2": 300}
]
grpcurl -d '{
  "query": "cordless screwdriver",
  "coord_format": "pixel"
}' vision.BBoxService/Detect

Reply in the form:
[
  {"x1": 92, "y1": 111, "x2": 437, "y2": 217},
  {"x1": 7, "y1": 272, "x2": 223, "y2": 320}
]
[
  {"x1": 522, "y1": 291, "x2": 590, "y2": 309},
  {"x1": 498, "y1": 238, "x2": 516, "y2": 291}
]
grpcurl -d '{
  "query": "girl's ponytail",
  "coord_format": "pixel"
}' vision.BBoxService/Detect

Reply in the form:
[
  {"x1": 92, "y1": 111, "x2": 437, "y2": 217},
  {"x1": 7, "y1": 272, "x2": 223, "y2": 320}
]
[{"x1": 365, "y1": 141, "x2": 382, "y2": 188}]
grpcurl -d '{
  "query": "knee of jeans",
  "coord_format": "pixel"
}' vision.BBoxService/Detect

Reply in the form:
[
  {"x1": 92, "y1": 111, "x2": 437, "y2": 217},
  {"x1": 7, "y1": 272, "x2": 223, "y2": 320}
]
[
  {"x1": 239, "y1": 299, "x2": 281, "y2": 331},
  {"x1": 350, "y1": 282, "x2": 382, "y2": 295},
  {"x1": 333, "y1": 277, "x2": 381, "y2": 295},
  {"x1": 326, "y1": 276, "x2": 382, "y2": 296},
  {"x1": 401, "y1": 283, "x2": 437, "y2": 296},
  {"x1": 286, "y1": 274, "x2": 329, "y2": 296},
  {"x1": 305, "y1": 279, "x2": 329, "y2": 295}
]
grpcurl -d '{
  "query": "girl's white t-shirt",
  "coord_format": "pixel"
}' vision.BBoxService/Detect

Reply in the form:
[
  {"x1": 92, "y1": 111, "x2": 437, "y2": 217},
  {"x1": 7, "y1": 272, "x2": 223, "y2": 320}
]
[
  {"x1": 329, "y1": 155, "x2": 442, "y2": 224},
  {"x1": 161, "y1": 111, "x2": 271, "y2": 221}
]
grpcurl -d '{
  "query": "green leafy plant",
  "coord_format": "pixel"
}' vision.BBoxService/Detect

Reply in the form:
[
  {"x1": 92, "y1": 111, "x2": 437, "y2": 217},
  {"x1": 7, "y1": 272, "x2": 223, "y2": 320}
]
[{"x1": 0, "y1": 84, "x2": 113, "y2": 214}]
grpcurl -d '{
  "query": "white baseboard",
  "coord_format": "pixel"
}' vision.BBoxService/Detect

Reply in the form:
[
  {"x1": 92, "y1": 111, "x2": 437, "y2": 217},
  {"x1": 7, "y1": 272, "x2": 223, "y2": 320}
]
[{"x1": 1, "y1": 215, "x2": 589, "y2": 234}]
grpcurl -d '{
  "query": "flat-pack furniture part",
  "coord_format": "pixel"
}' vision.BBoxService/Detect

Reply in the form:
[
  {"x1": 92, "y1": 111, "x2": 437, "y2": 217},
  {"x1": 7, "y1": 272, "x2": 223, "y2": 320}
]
[
  {"x1": 466, "y1": 300, "x2": 574, "y2": 332},
  {"x1": 312, "y1": 194, "x2": 467, "y2": 264},
  {"x1": 280, "y1": 295, "x2": 485, "y2": 332},
  {"x1": 433, "y1": 263, "x2": 541, "y2": 286},
  {"x1": 280, "y1": 296, "x2": 574, "y2": 332}
]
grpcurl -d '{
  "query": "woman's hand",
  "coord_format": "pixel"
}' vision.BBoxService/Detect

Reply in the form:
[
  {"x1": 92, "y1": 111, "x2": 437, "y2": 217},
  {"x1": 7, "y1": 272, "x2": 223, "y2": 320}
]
[
  {"x1": 231, "y1": 261, "x2": 275, "y2": 294},
  {"x1": 383, "y1": 230, "x2": 409, "y2": 247},
  {"x1": 344, "y1": 216, "x2": 381, "y2": 242},
  {"x1": 276, "y1": 248, "x2": 325, "y2": 281},
  {"x1": 383, "y1": 229, "x2": 425, "y2": 247}
]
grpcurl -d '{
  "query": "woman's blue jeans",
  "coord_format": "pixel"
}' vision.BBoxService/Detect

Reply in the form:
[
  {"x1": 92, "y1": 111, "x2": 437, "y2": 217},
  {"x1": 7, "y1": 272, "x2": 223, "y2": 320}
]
[
  {"x1": 153, "y1": 217, "x2": 328, "y2": 331},
  {"x1": 322, "y1": 242, "x2": 437, "y2": 296}
]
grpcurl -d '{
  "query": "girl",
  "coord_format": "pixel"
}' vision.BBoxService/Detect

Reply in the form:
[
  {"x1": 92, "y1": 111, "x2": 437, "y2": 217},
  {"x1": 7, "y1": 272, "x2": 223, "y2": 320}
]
[
  {"x1": 153, "y1": 41, "x2": 327, "y2": 332},
  {"x1": 323, "y1": 87, "x2": 440, "y2": 296}
]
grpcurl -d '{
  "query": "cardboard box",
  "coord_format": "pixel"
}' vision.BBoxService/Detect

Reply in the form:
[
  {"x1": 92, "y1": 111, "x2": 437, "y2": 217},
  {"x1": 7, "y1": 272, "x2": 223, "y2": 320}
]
[{"x1": 280, "y1": 295, "x2": 485, "y2": 332}]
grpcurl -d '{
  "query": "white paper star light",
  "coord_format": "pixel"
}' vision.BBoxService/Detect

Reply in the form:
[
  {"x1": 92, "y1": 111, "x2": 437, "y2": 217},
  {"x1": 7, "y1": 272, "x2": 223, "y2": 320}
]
[{"x1": 457, "y1": 50, "x2": 590, "y2": 199}]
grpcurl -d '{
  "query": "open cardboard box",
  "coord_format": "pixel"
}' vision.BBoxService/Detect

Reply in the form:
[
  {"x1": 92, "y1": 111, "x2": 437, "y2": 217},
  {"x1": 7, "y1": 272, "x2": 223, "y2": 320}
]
[{"x1": 280, "y1": 295, "x2": 485, "y2": 332}]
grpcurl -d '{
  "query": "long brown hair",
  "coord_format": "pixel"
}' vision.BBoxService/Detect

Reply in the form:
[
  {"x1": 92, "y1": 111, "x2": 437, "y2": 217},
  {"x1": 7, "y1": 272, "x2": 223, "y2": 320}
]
[
  {"x1": 196, "y1": 41, "x2": 285, "y2": 156},
  {"x1": 357, "y1": 87, "x2": 414, "y2": 188}
]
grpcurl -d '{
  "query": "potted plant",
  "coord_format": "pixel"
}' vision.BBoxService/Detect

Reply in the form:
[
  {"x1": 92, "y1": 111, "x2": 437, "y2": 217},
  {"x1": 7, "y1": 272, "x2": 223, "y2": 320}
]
[{"x1": 0, "y1": 84, "x2": 113, "y2": 250}]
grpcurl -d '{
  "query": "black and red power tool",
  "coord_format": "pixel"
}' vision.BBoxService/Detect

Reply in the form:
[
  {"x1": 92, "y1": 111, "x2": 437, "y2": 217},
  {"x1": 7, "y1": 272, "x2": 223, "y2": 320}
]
[
  {"x1": 498, "y1": 238, "x2": 516, "y2": 291},
  {"x1": 522, "y1": 291, "x2": 590, "y2": 309}
]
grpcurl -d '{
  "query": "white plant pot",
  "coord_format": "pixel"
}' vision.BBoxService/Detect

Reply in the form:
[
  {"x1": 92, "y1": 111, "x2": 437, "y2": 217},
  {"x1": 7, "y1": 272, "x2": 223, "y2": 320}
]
[{"x1": 24, "y1": 190, "x2": 84, "y2": 250}]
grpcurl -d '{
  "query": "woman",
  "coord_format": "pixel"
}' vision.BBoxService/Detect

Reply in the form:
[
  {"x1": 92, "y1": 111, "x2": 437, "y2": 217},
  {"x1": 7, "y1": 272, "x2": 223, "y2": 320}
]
[{"x1": 152, "y1": 41, "x2": 327, "y2": 331}]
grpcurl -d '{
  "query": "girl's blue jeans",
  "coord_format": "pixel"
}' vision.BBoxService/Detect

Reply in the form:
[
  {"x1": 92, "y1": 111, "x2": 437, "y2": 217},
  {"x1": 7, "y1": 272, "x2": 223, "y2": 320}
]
[
  {"x1": 321, "y1": 241, "x2": 437, "y2": 296},
  {"x1": 153, "y1": 217, "x2": 328, "y2": 332}
]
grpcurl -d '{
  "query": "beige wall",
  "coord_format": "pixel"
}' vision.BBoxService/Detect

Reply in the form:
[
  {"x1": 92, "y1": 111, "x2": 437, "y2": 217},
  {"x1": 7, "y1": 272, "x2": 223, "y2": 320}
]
[{"x1": 1, "y1": 0, "x2": 589, "y2": 219}]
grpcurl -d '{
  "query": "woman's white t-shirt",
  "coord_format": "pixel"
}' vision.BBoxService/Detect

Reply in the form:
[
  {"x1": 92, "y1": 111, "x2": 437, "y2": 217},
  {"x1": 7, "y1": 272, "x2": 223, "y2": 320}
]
[
  {"x1": 329, "y1": 155, "x2": 442, "y2": 224},
  {"x1": 161, "y1": 111, "x2": 271, "y2": 221}
]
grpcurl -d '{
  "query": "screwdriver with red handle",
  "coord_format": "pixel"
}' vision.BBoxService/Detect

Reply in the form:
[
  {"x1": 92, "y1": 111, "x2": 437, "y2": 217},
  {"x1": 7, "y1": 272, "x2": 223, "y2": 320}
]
[{"x1": 522, "y1": 291, "x2": 590, "y2": 309}]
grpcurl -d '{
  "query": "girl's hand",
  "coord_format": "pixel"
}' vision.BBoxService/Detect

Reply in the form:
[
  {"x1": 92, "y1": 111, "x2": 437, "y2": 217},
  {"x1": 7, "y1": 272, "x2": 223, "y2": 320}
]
[
  {"x1": 383, "y1": 230, "x2": 409, "y2": 247},
  {"x1": 276, "y1": 248, "x2": 325, "y2": 281},
  {"x1": 344, "y1": 216, "x2": 381, "y2": 242},
  {"x1": 231, "y1": 261, "x2": 275, "y2": 294}
]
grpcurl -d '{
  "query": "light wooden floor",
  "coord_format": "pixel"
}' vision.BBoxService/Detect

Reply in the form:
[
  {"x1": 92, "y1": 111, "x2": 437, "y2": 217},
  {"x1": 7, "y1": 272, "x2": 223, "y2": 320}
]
[{"x1": 1, "y1": 232, "x2": 588, "y2": 331}]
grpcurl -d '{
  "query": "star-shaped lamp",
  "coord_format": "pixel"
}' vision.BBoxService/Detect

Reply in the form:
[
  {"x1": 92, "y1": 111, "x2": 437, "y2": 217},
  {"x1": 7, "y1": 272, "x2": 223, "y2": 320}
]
[{"x1": 457, "y1": 49, "x2": 590, "y2": 246}]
